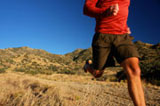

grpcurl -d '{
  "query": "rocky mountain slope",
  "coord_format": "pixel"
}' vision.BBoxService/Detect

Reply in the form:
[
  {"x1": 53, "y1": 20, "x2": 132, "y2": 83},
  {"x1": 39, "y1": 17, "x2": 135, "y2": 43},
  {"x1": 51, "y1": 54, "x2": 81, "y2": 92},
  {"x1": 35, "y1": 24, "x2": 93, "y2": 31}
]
[
  {"x1": 0, "y1": 41, "x2": 159, "y2": 81},
  {"x1": 0, "y1": 41, "x2": 160, "y2": 106}
]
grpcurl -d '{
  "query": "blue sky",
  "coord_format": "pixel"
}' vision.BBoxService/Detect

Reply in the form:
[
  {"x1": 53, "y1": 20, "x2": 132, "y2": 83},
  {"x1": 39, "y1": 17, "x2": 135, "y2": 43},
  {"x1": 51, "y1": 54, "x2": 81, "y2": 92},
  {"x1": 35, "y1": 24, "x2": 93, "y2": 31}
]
[{"x1": 0, "y1": 0, "x2": 160, "y2": 54}]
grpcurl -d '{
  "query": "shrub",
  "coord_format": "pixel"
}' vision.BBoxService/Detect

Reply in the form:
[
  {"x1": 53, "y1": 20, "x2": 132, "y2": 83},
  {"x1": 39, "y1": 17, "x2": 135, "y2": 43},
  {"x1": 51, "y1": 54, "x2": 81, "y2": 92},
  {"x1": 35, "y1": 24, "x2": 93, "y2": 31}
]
[
  {"x1": 140, "y1": 59, "x2": 160, "y2": 81},
  {"x1": 58, "y1": 69, "x2": 76, "y2": 75},
  {"x1": 14, "y1": 67, "x2": 54, "y2": 75},
  {"x1": 14, "y1": 68, "x2": 26, "y2": 72},
  {"x1": 48, "y1": 65, "x2": 59, "y2": 71},
  {"x1": 0, "y1": 68, "x2": 6, "y2": 73}
]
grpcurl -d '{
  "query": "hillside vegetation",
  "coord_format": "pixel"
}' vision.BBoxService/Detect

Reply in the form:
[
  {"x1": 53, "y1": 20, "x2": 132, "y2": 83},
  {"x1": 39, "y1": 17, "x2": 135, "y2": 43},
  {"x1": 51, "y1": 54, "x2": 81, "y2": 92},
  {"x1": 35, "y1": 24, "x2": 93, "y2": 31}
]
[
  {"x1": 0, "y1": 41, "x2": 160, "y2": 105},
  {"x1": 0, "y1": 41, "x2": 160, "y2": 85}
]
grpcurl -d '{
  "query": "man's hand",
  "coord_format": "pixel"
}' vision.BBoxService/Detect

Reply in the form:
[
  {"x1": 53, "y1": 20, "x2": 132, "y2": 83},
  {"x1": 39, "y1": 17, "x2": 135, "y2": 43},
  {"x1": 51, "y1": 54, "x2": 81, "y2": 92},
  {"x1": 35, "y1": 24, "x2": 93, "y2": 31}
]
[
  {"x1": 110, "y1": 4, "x2": 119, "y2": 16},
  {"x1": 127, "y1": 27, "x2": 131, "y2": 34},
  {"x1": 103, "y1": 4, "x2": 119, "y2": 17}
]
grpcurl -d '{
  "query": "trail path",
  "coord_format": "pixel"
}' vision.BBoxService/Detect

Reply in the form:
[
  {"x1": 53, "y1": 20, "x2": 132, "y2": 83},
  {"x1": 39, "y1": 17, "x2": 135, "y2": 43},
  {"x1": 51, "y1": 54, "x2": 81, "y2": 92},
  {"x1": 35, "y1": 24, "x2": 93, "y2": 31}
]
[{"x1": 0, "y1": 72, "x2": 160, "y2": 106}]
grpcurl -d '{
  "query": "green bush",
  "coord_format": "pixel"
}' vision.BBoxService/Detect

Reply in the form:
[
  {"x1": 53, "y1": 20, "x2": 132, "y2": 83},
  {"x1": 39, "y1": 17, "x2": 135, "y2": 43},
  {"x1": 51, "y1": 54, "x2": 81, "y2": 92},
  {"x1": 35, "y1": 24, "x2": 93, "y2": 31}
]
[
  {"x1": 25, "y1": 69, "x2": 40, "y2": 75},
  {"x1": 14, "y1": 68, "x2": 26, "y2": 72},
  {"x1": 48, "y1": 65, "x2": 59, "y2": 71},
  {"x1": 0, "y1": 68, "x2": 6, "y2": 73},
  {"x1": 140, "y1": 59, "x2": 160, "y2": 81},
  {"x1": 14, "y1": 68, "x2": 53, "y2": 75},
  {"x1": 58, "y1": 69, "x2": 76, "y2": 75}
]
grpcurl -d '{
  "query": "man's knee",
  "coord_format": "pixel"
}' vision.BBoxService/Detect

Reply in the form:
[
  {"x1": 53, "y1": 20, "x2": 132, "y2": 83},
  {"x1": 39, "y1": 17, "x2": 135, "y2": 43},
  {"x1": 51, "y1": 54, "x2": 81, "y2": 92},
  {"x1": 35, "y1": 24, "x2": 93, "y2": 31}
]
[
  {"x1": 121, "y1": 57, "x2": 141, "y2": 79},
  {"x1": 128, "y1": 67, "x2": 141, "y2": 78}
]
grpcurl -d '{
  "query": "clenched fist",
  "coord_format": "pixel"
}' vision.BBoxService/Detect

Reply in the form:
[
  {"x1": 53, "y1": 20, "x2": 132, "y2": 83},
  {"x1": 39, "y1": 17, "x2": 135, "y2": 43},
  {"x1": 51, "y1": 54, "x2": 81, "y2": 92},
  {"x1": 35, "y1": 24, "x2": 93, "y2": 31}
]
[{"x1": 110, "y1": 4, "x2": 119, "y2": 16}]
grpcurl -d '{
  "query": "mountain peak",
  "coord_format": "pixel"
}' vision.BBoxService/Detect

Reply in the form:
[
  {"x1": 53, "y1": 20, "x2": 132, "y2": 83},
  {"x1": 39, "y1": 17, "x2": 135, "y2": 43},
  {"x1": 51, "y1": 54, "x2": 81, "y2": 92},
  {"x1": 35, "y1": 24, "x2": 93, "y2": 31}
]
[
  {"x1": 20, "y1": 46, "x2": 31, "y2": 49},
  {"x1": 5, "y1": 46, "x2": 32, "y2": 50}
]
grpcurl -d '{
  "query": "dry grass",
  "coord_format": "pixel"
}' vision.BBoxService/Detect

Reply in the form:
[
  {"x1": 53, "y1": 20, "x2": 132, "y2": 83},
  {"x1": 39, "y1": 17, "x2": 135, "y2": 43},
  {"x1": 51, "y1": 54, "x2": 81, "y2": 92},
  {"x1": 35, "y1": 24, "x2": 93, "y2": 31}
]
[
  {"x1": 0, "y1": 72, "x2": 160, "y2": 106},
  {"x1": 0, "y1": 73, "x2": 62, "y2": 106}
]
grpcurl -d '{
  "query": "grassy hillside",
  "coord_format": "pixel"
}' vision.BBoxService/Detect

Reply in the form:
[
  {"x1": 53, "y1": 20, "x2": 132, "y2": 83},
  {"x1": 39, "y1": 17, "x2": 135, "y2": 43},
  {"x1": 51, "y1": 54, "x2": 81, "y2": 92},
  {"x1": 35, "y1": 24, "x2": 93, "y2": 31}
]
[
  {"x1": 0, "y1": 42, "x2": 160, "y2": 105},
  {"x1": 0, "y1": 41, "x2": 160, "y2": 85}
]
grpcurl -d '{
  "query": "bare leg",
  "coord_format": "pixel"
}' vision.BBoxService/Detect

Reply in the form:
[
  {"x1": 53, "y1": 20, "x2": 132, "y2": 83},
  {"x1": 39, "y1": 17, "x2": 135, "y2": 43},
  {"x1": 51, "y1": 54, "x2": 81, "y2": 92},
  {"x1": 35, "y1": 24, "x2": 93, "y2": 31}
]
[{"x1": 121, "y1": 57, "x2": 146, "y2": 106}]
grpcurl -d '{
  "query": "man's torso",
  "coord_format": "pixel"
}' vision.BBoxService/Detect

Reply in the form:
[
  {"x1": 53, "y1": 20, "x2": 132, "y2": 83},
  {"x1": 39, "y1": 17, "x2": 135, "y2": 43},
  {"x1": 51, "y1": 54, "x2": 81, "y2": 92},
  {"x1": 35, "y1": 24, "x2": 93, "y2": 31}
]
[{"x1": 95, "y1": 0, "x2": 130, "y2": 34}]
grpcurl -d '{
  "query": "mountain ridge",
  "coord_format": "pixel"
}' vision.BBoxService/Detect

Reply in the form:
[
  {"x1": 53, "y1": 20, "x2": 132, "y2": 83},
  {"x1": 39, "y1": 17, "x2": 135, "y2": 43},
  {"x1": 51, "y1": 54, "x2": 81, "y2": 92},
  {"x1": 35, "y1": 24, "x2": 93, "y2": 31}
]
[{"x1": 0, "y1": 41, "x2": 159, "y2": 78}]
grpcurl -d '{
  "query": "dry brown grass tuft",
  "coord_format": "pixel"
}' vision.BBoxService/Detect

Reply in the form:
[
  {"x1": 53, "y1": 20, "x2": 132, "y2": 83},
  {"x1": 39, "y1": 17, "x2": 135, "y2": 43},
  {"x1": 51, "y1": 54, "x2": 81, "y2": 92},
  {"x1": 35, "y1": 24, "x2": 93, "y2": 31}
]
[{"x1": 0, "y1": 73, "x2": 63, "y2": 106}]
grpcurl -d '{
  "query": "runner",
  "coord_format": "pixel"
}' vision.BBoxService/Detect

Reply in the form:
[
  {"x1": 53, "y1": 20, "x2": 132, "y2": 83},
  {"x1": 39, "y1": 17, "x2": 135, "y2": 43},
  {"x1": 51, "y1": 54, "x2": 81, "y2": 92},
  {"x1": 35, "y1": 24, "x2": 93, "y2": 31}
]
[{"x1": 83, "y1": 0, "x2": 146, "y2": 105}]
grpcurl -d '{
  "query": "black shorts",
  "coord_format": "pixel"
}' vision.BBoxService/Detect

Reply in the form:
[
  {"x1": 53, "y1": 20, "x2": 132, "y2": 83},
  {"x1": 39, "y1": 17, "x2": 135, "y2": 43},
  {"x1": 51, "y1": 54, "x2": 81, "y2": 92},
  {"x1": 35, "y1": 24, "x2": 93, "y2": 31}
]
[{"x1": 92, "y1": 33, "x2": 140, "y2": 70}]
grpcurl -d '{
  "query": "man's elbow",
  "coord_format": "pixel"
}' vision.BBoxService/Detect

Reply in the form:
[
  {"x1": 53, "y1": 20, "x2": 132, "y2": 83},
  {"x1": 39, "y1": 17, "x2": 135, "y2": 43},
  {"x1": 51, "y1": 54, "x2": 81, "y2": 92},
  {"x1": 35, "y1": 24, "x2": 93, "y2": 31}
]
[
  {"x1": 83, "y1": 6, "x2": 88, "y2": 16},
  {"x1": 83, "y1": 8, "x2": 94, "y2": 18}
]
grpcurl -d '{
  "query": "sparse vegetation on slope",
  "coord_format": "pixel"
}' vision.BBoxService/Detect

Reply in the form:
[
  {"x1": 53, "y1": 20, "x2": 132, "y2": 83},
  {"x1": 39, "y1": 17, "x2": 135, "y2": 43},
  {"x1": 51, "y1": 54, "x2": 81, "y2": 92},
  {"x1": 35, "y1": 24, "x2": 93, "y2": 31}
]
[
  {"x1": 140, "y1": 58, "x2": 160, "y2": 85},
  {"x1": 0, "y1": 41, "x2": 160, "y2": 85}
]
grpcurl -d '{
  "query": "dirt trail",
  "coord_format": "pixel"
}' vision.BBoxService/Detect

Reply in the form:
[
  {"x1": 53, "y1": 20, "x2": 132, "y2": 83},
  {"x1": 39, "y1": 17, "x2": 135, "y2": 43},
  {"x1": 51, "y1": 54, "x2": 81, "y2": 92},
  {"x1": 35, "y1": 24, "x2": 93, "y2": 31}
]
[
  {"x1": 36, "y1": 74, "x2": 160, "y2": 106},
  {"x1": 0, "y1": 72, "x2": 160, "y2": 106}
]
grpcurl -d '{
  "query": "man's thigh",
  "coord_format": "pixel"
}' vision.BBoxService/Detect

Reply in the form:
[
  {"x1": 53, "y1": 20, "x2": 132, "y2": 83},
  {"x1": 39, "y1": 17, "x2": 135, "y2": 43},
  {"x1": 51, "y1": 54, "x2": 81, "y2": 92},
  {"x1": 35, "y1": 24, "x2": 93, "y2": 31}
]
[
  {"x1": 92, "y1": 46, "x2": 110, "y2": 70},
  {"x1": 114, "y1": 34, "x2": 140, "y2": 64},
  {"x1": 92, "y1": 33, "x2": 113, "y2": 70}
]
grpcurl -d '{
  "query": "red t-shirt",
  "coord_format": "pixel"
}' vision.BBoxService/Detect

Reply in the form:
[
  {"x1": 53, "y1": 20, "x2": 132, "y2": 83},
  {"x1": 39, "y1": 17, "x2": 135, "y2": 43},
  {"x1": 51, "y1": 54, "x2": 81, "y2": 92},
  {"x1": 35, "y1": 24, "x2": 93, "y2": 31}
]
[{"x1": 83, "y1": 0, "x2": 130, "y2": 35}]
